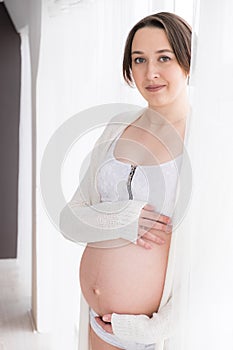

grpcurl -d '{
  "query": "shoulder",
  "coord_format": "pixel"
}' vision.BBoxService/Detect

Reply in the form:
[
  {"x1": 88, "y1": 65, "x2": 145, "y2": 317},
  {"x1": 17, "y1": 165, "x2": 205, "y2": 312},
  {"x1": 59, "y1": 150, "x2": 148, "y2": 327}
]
[{"x1": 97, "y1": 107, "x2": 145, "y2": 143}]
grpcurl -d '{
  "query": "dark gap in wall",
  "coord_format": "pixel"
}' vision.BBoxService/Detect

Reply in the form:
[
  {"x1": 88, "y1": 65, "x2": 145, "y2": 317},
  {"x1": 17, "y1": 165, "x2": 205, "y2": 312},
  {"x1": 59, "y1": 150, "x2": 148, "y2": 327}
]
[{"x1": 0, "y1": 3, "x2": 21, "y2": 258}]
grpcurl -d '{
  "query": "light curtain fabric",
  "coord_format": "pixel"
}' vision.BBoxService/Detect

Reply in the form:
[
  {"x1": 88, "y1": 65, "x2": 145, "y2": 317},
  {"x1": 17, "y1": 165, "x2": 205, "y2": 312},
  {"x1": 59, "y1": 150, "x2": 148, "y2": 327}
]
[{"x1": 171, "y1": 0, "x2": 233, "y2": 349}]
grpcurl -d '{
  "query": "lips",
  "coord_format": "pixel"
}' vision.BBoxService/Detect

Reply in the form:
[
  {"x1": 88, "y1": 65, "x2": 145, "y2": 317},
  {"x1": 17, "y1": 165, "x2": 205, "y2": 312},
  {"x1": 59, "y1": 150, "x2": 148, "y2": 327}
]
[{"x1": 145, "y1": 85, "x2": 165, "y2": 92}]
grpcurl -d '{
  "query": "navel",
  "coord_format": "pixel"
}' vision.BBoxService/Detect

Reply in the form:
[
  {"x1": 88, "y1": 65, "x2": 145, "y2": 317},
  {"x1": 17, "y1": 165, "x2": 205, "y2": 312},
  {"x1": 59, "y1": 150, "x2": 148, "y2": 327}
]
[{"x1": 93, "y1": 287, "x2": 101, "y2": 296}]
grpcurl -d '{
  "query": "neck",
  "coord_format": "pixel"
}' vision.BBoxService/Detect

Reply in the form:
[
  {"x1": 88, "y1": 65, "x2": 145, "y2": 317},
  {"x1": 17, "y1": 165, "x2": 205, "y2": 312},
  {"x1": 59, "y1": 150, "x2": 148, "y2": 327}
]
[{"x1": 146, "y1": 91, "x2": 190, "y2": 127}]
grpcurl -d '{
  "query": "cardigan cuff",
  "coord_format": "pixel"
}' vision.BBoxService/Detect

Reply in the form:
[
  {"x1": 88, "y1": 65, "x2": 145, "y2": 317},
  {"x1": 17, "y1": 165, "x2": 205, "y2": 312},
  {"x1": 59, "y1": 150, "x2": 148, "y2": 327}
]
[
  {"x1": 111, "y1": 299, "x2": 173, "y2": 344},
  {"x1": 118, "y1": 200, "x2": 147, "y2": 243}
]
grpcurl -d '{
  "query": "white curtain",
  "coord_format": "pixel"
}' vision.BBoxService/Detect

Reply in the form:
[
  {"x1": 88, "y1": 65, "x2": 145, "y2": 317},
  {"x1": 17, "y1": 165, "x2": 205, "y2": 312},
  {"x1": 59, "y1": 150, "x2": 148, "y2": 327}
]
[{"x1": 172, "y1": 0, "x2": 233, "y2": 349}]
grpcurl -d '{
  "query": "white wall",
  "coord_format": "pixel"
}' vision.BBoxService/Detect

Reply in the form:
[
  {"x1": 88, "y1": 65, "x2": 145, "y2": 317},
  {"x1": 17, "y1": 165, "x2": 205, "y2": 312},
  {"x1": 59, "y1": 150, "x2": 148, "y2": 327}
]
[
  {"x1": 3, "y1": 0, "x2": 34, "y2": 314},
  {"x1": 4, "y1": 0, "x2": 43, "y2": 332}
]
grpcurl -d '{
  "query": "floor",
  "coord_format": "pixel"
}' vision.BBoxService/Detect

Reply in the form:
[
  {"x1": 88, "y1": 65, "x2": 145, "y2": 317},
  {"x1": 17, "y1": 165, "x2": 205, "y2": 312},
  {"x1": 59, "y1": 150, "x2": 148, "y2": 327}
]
[{"x1": 0, "y1": 259, "x2": 71, "y2": 350}]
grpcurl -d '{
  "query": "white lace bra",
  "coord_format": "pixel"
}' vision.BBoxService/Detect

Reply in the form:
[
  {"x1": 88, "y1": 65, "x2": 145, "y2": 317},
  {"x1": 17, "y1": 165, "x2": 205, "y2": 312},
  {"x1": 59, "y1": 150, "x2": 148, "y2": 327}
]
[{"x1": 96, "y1": 135, "x2": 183, "y2": 217}]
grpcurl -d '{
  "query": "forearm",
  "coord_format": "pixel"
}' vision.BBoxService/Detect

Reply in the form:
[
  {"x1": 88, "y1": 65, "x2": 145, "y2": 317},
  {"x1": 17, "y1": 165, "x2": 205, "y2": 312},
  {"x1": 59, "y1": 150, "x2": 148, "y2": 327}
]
[
  {"x1": 111, "y1": 298, "x2": 174, "y2": 344},
  {"x1": 59, "y1": 199, "x2": 146, "y2": 244}
]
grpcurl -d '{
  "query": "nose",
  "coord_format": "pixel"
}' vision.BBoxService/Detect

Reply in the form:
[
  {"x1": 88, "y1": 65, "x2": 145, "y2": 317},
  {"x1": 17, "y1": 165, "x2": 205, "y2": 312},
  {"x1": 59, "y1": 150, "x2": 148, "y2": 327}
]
[{"x1": 146, "y1": 59, "x2": 160, "y2": 80}]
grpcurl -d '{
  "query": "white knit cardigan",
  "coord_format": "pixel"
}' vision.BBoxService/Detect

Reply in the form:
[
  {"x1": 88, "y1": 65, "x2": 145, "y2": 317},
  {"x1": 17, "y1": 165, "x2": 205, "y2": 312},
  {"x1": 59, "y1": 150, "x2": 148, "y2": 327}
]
[{"x1": 59, "y1": 107, "x2": 191, "y2": 350}]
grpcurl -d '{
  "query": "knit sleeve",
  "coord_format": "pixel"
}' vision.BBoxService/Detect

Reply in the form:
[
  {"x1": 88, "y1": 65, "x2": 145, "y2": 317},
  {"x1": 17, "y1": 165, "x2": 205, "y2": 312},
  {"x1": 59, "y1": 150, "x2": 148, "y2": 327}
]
[
  {"x1": 59, "y1": 198, "x2": 146, "y2": 244},
  {"x1": 111, "y1": 298, "x2": 175, "y2": 345},
  {"x1": 59, "y1": 113, "x2": 147, "y2": 245}
]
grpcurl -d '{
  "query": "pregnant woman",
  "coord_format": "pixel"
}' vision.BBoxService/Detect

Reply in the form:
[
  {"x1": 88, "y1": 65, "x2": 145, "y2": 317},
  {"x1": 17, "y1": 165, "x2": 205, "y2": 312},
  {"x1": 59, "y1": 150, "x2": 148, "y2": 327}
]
[{"x1": 60, "y1": 12, "x2": 191, "y2": 350}]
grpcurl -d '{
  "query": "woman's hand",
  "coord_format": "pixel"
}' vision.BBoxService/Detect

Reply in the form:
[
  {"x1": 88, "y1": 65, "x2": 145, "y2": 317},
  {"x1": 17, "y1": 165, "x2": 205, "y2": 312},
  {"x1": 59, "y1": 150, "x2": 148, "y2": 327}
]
[
  {"x1": 137, "y1": 204, "x2": 172, "y2": 249},
  {"x1": 95, "y1": 298, "x2": 173, "y2": 343},
  {"x1": 95, "y1": 314, "x2": 113, "y2": 334}
]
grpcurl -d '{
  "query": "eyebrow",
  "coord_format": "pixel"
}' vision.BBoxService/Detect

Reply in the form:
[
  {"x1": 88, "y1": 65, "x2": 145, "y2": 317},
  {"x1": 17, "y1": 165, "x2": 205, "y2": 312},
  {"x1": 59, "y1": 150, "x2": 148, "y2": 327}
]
[{"x1": 131, "y1": 49, "x2": 174, "y2": 55}]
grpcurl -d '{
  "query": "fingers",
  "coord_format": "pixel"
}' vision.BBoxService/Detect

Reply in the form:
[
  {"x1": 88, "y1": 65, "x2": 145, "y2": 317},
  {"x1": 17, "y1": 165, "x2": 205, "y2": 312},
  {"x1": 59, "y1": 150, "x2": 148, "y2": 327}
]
[
  {"x1": 102, "y1": 314, "x2": 112, "y2": 323},
  {"x1": 143, "y1": 204, "x2": 155, "y2": 211},
  {"x1": 139, "y1": 224, "x2": 173, "y2": 239},
  {"x1": 137, "y1": 225, "x2": 172, "y2": 248},
  {"x1": 142, "y1": 231, "x2": 166, "y2": 245},
  {"x1": 139, "y1": 217, "x2": 172, "y2": 233},
  {"x1": 137, "y1": 205, "x2": 173, "y2": 249},
  {"x1": 136, "y1": 232, "x2": 168, "y2": 249},
  {"x1": 95, "y1": 317, "x2": 113, "y2": 334},
  {"x1": 141, "y1": 207, "x2": 171, "y2": 225},
  {"x1": 136, "y1": 237, "x2": 153, "y2": 250}
]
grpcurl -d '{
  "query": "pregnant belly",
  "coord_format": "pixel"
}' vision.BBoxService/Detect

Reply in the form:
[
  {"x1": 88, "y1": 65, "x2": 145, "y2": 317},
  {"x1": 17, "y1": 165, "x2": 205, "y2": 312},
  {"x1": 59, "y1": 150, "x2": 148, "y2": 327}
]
[{"x1": 79, "y1": 238, "x2": 170, "y2": 317}]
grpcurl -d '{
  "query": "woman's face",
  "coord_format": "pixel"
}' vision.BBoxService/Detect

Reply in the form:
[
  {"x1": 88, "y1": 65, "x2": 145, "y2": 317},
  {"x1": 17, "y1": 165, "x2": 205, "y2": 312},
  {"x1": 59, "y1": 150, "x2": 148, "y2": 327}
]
[{"x1": 131, "y1": 27, "x2": 188, "y2": 111}]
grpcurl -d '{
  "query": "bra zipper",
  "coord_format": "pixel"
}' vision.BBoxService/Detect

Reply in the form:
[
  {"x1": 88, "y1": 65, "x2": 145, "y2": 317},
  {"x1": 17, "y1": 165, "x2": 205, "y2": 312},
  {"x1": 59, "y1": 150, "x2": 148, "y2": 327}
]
[{"x1": 127, "y1": 165, "x2": 137, "y2": 200}]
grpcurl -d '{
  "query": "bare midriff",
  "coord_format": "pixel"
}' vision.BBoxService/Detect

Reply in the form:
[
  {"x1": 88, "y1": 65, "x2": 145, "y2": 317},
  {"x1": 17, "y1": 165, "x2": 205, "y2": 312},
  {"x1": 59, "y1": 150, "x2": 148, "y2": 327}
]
[{"x1": 79, "y1": 236, "x2": 171, "y2": 317}]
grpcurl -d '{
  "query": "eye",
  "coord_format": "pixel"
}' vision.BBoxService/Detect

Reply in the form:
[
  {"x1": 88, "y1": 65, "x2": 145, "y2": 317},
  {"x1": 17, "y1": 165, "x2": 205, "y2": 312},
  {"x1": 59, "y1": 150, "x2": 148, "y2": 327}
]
[
  {"x1": 134, "y1": 57, "x2": 146, "y2": 64},
  {"x1": 159, "y1": 56, "x2": 171, "y2": 62}
]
